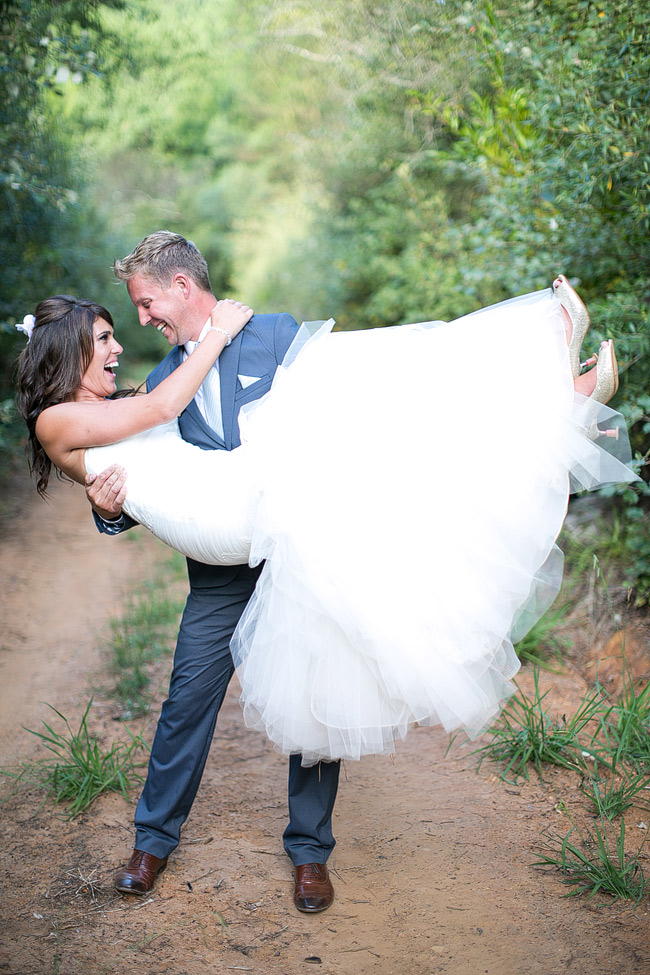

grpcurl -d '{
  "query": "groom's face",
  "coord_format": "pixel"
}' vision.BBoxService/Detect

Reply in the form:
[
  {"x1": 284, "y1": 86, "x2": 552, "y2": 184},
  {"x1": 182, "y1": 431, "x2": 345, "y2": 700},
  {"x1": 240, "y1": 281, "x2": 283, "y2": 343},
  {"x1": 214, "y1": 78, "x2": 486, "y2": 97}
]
[{"x1": 127, "y1": 272, "x2": 194, "y2": 347}]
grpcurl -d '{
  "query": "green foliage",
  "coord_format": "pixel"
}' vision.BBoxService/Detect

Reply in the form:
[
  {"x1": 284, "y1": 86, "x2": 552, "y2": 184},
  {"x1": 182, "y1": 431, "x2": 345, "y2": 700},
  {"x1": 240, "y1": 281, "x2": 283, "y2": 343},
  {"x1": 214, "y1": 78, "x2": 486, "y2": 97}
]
[
  {"x1": 581, "y1": 771, "x2": 650, "y2": 821},
  {"x1": 109, "y1": 574, "x2": 183, "y2": 717},
  {"x1": 12, "y1": 700, "x2": 145, "y2": 817},
  {"x1": 0, "y1": 0, "x2": 140, "y2": 477},
  {"x1": 595, "y1": 679, "x2": 650, "y2": 772},
  {"x1": 534, "y1": 821, "x2": 646, "y2": 902},
  {"x1": 514, "y1": 603, "x2": 572, "y2": 668},
  {"x1": 473, "y1": 668, "x2": 606, "y2": 782},
  {"x1": 4, "y1": 0, "x2": 649, "y2": 592},
  {"x1": 0, "y1": 0, "x2": 124, "y2": 314},
  {"x1": 598, "y1": 456, "x2": 650, "y2": 607},
  {"x1": 0, "y1": 397, "x2": 23, "y2": 456},
  {"x1": 478, "y1": 666, "x2": 650, "y2": 785}
]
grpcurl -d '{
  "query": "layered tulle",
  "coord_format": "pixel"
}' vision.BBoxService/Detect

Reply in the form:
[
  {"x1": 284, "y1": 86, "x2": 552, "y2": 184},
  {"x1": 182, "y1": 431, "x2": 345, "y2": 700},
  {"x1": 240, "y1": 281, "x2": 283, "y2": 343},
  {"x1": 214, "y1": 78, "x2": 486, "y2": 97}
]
[{"x1": 86, "y1": 288, "x2": 638, "y2": 764}]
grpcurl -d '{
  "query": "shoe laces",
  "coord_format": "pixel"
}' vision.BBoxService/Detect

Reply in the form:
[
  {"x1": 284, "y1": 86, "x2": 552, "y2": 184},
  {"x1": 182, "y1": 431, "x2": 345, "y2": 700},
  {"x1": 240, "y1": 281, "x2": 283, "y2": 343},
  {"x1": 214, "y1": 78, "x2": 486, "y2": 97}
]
[{"x1": 299, "y1": 863, "x2": 326, "y2": 880}]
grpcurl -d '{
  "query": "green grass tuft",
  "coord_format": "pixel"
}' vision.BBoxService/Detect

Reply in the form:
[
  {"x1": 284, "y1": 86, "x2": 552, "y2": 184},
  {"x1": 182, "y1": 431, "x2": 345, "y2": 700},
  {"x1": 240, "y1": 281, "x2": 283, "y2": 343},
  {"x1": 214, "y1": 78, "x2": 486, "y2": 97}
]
[
  {"x1": 594, "y1": 680, "x2": 650, "y2": 772},
  {"x1": 581, "y1": 771, "x2": 650, "y2": 821},
  {"x1": 534, "y1": 821, "x2": 646, "y2": 902},
  {"x1": 474, "y1": 668, "x2": 607, "y2": 782},
  {"x1": 13, "y1": 701, "x2": 146, "y2": 817}
]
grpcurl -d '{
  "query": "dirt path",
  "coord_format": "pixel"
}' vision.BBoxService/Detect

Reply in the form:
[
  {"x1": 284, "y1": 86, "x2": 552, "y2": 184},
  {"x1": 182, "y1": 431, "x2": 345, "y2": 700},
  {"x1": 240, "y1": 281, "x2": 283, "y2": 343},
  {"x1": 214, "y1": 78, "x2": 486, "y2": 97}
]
[{"x1": 0, "y1": 482, "x2": 648, "y2": 975}]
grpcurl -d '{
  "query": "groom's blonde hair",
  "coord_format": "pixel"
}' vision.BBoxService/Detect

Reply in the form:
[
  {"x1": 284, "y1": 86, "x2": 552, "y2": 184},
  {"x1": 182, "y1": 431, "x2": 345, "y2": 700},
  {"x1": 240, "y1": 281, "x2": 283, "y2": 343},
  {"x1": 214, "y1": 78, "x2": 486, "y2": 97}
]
[{"x1": 114, "y1": 231, "x2": 212, "y2": 292}]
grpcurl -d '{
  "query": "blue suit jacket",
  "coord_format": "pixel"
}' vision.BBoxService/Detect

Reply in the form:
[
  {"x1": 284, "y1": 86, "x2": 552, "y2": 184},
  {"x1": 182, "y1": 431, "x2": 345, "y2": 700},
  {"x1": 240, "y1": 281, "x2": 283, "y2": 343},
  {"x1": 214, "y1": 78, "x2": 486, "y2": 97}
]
[{"x1": 96, "y1": 312, "x2": 300, "y2": 587}]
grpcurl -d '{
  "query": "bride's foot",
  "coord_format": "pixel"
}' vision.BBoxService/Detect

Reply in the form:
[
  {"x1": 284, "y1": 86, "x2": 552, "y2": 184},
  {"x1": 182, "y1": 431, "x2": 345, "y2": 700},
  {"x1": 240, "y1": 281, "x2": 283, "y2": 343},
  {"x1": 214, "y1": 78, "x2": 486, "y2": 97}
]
[
  {"x1": 553, "y1": 274, "x2": 591, "y2": 378},
  {"x1": 574, "y1": 359, "x2": 598, "y2": 397},
  {"x1": 590, "y1": 339, "x2": 619, "y2": 404},
  {"x1": 574, "y1": 340, "x2": 619, "y2": 402}
]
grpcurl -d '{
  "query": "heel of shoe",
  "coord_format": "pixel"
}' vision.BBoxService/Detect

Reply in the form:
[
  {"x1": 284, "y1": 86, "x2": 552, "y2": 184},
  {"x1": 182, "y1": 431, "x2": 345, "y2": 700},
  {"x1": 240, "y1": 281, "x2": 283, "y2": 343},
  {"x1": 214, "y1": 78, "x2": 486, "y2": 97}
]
[{"x1": 587, "y1": 424, "x2": 620, "y2": 441}]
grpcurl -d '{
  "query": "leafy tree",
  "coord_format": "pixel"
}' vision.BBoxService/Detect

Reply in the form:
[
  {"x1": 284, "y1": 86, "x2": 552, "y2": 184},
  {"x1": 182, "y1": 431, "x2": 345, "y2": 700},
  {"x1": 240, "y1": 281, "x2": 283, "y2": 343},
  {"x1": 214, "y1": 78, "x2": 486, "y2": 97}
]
[
  {"x1": 5, "y1": 0, "x2": 647, "y2": 597},
  {"x1": 0, "y1": 0, "x2": 128, "y2": 470}
]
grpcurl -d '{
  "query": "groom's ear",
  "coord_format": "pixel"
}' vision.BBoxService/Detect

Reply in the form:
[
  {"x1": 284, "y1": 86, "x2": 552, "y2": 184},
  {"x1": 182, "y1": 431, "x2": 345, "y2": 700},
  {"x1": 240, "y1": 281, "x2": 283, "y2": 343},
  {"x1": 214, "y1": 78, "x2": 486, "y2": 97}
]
[{"x1": 172, "y1": 272, "x2": 192, "y2": 298}]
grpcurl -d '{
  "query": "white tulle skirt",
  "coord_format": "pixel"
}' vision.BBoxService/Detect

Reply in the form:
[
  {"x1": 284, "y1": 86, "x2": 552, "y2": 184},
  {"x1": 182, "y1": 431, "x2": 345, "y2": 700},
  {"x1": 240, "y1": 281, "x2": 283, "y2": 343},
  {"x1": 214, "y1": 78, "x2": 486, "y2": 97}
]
[{"x1": 86, "y1": 289, "x2": 638, "y2": 764}]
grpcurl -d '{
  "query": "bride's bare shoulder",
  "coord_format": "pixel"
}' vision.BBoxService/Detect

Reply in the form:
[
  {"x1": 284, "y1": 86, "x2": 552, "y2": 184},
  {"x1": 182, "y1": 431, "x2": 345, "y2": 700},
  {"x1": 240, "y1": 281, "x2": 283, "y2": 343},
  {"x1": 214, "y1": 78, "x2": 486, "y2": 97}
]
[
  {"x1": 35, "y1": 399, "x2": 105, "y2": 446},
  {"x1": 35, "y1": 401, "x2": 78, "y2": 437}
]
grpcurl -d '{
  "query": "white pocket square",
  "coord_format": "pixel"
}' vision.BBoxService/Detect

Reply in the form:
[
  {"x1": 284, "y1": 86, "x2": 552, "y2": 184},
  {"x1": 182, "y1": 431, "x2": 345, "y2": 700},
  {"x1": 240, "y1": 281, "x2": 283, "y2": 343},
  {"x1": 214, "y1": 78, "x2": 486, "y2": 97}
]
[{"x1": 238, "y1": 374, "x2": 262, "y2": 388}]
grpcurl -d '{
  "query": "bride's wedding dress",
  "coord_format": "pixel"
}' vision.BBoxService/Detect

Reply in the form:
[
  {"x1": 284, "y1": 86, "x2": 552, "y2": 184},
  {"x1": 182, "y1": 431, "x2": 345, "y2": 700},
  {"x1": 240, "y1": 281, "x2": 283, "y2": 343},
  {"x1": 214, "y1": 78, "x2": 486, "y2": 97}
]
[{"x1": 86, "y1": 289, "x2": 637, "y2": 764}]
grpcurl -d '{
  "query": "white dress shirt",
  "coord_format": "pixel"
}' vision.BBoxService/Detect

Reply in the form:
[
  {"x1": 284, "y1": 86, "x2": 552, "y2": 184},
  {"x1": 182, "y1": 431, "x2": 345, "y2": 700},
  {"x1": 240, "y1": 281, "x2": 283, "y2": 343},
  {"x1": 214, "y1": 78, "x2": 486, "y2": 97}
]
[{"x1": 183, "y1": 319, "x2": 224, "y2": 440}]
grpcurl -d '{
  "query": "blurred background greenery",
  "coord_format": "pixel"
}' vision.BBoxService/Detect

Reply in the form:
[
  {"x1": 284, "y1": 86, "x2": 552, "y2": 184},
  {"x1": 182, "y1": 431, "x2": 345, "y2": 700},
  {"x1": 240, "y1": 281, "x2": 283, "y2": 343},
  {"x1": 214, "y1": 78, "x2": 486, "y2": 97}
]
[{"x1": 1, "y1": 0, "x2": 648, "y2": 600}]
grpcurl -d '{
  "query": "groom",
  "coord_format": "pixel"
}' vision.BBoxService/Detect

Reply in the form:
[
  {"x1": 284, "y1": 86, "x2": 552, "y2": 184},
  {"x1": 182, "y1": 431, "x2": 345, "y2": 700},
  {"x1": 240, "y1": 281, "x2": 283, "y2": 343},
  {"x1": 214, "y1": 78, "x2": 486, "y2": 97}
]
[{"x1": 86, "y1": 231, "x2": 339, "y2": 913}]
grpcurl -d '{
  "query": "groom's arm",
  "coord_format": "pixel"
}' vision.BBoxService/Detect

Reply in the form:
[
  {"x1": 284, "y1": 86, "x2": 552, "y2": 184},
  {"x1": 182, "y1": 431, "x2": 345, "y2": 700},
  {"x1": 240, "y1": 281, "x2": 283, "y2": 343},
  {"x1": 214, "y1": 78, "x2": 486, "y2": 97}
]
[{"x1": 94, "y1": 511, "x2": 137, "y2": 535}]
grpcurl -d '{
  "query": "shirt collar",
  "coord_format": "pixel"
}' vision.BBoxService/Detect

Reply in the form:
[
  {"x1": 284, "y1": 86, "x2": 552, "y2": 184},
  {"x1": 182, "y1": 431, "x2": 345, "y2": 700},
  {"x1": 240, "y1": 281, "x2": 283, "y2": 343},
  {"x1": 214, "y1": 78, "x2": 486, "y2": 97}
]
[{"x1": 184, "y1": 317, "x2": 214, "y2": 357}]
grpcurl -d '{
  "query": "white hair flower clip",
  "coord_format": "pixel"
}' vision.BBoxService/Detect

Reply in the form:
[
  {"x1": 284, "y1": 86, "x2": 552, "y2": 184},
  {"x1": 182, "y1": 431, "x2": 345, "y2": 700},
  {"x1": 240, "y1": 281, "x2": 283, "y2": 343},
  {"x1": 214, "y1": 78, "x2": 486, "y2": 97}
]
[{"x1": 15, "y1": 314, "x2": 36, "y2": 341}]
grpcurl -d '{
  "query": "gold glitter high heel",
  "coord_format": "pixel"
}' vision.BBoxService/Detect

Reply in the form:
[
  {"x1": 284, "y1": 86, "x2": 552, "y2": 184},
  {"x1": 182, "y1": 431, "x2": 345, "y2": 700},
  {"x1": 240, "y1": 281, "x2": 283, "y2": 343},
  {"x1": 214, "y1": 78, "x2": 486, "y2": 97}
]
[
  {"x1": 590, "y1": 339, "x2": 619, "y2": 405},
  {"x1": 552, "y1": 274, "x2": 591, "y2": 379}
]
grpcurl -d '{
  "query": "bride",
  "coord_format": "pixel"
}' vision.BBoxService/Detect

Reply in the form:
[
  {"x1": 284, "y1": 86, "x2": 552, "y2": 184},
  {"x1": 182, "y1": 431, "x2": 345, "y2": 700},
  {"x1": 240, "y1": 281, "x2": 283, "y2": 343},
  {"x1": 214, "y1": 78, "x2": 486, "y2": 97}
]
[{"x1": 16, "y1": 280, "x2": 637, "y2": 764}]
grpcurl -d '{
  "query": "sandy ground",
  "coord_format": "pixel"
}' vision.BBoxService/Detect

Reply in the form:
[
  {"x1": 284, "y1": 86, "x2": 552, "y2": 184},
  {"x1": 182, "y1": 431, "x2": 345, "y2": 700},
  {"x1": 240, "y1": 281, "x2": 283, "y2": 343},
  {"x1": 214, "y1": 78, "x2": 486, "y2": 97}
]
[{"x1": 0, "y1": 479, "x2": 648, "y2": 975}]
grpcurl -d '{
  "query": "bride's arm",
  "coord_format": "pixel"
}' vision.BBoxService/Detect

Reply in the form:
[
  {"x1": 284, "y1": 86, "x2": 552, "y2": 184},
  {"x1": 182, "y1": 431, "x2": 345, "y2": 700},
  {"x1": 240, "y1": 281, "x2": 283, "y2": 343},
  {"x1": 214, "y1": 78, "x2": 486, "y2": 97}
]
[{"x1": 36, "y1": 301, "x2": 251, "y2": 465}]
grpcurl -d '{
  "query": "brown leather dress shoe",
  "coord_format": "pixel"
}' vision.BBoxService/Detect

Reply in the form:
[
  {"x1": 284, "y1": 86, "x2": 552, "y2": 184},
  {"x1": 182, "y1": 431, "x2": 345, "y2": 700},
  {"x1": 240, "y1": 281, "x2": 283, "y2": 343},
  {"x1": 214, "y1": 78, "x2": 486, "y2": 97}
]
[
  {"x1": 293, "y1": 862, "x2": 334, "y2": 913},
  {"x1": 114, "y1": 849, "x2": 168, "y2": 894}
]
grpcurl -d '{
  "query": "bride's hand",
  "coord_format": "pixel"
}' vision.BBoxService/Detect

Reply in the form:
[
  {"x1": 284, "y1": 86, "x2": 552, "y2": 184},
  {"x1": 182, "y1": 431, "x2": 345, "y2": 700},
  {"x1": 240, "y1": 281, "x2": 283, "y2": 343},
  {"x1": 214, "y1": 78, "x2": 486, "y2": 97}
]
[{"x1": 210, "y1": 299, "x2": 254, "y2": 341}]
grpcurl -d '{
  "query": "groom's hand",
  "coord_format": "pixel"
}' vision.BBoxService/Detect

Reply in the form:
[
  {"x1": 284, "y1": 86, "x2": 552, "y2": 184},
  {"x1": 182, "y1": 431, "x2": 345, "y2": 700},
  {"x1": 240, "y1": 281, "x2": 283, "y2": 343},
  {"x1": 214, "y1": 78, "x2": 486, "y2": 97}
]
[{"x1": 85, "y1": 465, "x2": 127, "y2": 521}]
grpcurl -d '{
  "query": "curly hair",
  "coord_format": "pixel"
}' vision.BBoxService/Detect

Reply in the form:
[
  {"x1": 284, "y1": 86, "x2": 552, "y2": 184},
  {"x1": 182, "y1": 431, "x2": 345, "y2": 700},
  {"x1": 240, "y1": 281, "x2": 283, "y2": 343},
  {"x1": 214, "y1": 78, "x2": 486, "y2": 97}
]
[{"x1": 16, "y1": 295, "x2": 114, "y2": 497}]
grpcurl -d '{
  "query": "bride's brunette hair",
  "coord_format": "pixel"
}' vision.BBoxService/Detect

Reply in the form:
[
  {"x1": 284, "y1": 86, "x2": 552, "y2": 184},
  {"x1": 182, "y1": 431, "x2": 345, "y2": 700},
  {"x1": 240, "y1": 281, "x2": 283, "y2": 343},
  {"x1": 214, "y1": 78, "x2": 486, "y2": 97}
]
[{"x1": 16, "y1": 294, "x2": 115, "y2": 497}]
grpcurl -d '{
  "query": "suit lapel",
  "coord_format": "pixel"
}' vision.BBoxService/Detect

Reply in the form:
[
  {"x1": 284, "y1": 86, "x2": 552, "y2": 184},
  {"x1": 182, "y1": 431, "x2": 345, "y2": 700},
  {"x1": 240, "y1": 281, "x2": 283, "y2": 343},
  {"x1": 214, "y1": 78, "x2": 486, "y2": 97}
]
[
  {"x1": 150, "y1": 345, "x2": 183, "y2": 385},
  {"x1": 160, "y1": 345, "x2": 226, "y2": 449},
  {"x1": 218, "y1": 331, "x2": 244, "y2": 449},
  {"x1": 181, "y1": 399, "x2": 226, "y2": 448}
]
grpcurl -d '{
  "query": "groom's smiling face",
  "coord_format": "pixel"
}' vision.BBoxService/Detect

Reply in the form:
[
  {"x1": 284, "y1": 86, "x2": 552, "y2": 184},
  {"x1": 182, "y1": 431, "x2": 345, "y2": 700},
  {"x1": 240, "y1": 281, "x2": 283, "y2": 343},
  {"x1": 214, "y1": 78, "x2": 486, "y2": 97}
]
[{"x1": 127, "y1": 272, "x2": 194, "y2": 347}]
